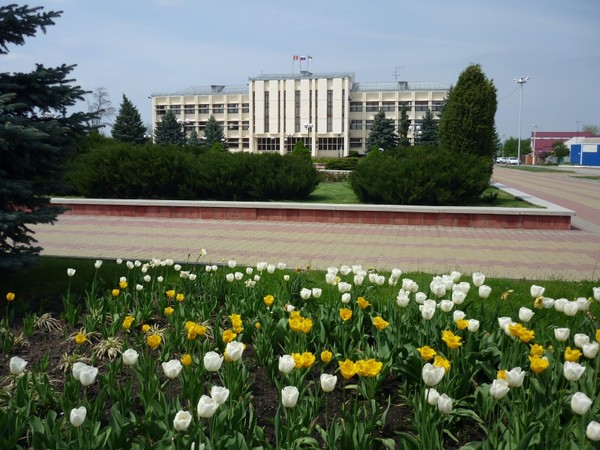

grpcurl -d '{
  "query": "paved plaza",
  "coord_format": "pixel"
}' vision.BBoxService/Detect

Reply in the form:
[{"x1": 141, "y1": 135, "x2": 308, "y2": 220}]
[{"x1": 32, "y1": 166, "x2": 600, "y2": 281}]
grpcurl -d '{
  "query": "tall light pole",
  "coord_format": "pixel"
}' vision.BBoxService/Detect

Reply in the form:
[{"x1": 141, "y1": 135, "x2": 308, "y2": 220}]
[
  {"x1": 531, "y1": 124, "x2": 537, "y2": 165},
  {"x1": 577, "y1": 120, "x2": 582, "y2": 165},
  {"x1": 514, "y1": 76, "x2": 529, "y2": 164}
]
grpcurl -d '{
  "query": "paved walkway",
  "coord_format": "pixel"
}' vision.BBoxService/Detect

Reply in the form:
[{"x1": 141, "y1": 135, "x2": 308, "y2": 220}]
[{"x1": 31, "y1": 166, "x2": 600, "y2": 281}]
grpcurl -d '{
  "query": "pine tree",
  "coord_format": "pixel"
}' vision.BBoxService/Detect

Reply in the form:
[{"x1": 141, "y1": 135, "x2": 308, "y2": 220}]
[
  {"x1": 366, "y1": 109, "x2": 398, "y2": 152},
  {"x1": 154, "y1": 110, "x2": 185, "y2": 145},
  {"x1": 397, "y1": 104, "x2": 411, "y2": 147},
  {"x1": 0, "y1": 4, "x2": 95, "y2": 269},
  {"x1": 438, "y1": 65, "x2": 497, "y2": 157},
  {"x1": 204, "y1": 115, "x2": 227, "y2": 149},
  {"x1": 187, "y1": 129, "x2": 201, "y2": 146},
  {"x1": 111, "y1": 94, "x2": 146, "y2": 144},
  {"x1": 419, "y1": 109, "x2": 438, "y2": 146}
]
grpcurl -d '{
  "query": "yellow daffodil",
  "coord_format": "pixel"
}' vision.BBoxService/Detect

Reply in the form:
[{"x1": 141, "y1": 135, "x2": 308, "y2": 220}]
[
  {"x1": 417, "y1": 345, "x2": 437, "y2": 361},
  {"x1": 497, "y1": 369, "x2": 507, "y2": 380},
  {"x1": 141, "y1": 324, "x2": 151, "y2": 333},
  {"x1": 321, "y1": 350, "x2": 333, "y2": 364},
  {"x1": 357, "y1": 297, "x2": 371, "y2": 309},
  {"x1": 529, "y1": 355, "x2": 549, "y2": 374},
  {"x1": 230, "y1": 314, "x2": 243, "y2": 333},
  {"x1": 122, "y1": 316, "x2": 135, "y2": 330},
  {"x1": 74, "y1": 332, "x2": 87, "y2": 345},
  {"x1": 433, "y1": 355, "x2": 451, "y2": 373},
  {"x1": 340, "y1": 308, "x2": 353, "y2": 321},
  {"x1": 529, "y1": 343, "x2": 545, "y2": 357},
  {"x1": 119, "y1": 280, "x2": 128, "y2": 289},
  {"x1": 441, "y1": 330, "x2": 462, "y2": 349},
  {"x1": 373, "y1": 316, "x2": 389, "y2": 331},
  {"x1": 112, "y1": 289, "x2": 120, "y2": 297},
  {"x1": 221, "y1": 329, "x2": 237, "y2": 344},
  {"x1": 176, "y1": 293, "x2": 185, "y2": 302},
  {"x1": 263, "y1": 295, "x2": 275, "y2": 306},
  {"x1": 164, "y1": 306, "x2": 174, "y2": 315},
  {"x1": 147, "y1": 334, "x2": 162, "y2": 350},
  {"x1": 254, "y1": 322, "x2": 261, "y2": 330},
  {"x1": 339, "y1": 359, "x2": 357, "y2": 379},
  {"x1": 6, "y1": 292, "x2": 15, "y2": 302},
  {"x1": 180, "y1": 354, "x2": 193, "y2": 367},
  {"x1": 565, "y1": 347, "x2": 582, "y2": 362},
  {"x1": 166, "y1": 289, "x2": 175, "y2": 299}
]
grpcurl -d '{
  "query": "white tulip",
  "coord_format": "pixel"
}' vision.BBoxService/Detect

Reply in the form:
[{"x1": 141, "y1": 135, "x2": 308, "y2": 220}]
[
  {"x1": 337, "y1": 282, "x2": 352, "y2": 293},
  {"x1": 246, "y1": 267, "x2": 253, "y2": 275},
  {"x1": 173, "y1": 410, "x2": 192, "y2": 431},
  {"x1": 9, "y1": 356, "x2": 27, "y2": 375},
  {"x1": 564, "y1": 361, "x2": 586, "y2": 382},
  {"x1": 226, "y1": 273, "x2": 235, "y2": 282},
  {"x1": 530, "y1": 284, "x2": 545, "y2": 298},
  {"x1": 353, "y1": 274, "x2": 365, "y2": 285},
  {"x1": 197, "y1": 395, "x2": 219, "y2": 418},
  {"x1": 453, "y1": 310, "x2": 466, "y2": 322},
  {"x1": 143, "y1": 275, "x2": 151, "y2": 282},
  {"x1": 67, "y1": 268, "x2": 76, "y2": 277},
  {"x1": 441, "y1": 275, "x2": 454, "y2": 291},
  {"x1": 419, "y1": 302, "x2": 436, "y2": 320},
  {"x1": 122, "y1": 349, "x2": 139, "y2": 366},
  {"x1": 592, "y1": 287, "x2": 600, "y2": 302},
  {"x1": 278, "y1": 355, "x2": 296, "y2": 374},
  {"x1": 478, "y1": 285, "x2": 492, "y2": 299},
  {"x1": 79, "y1": 365, "x2": 98, "y2": 387},
  {"x1": 234, "y1": 272, "x2": 243, "y2": 281},
  {"x1": 425, "y1": 388, "x2": 440, "y2": 405},
  {"x1": 563, "y1": 301, "x2": 579, "y2": 317},
  {"x1": 472, "y1": 272, "x2": 485, "y2": 287},
  {"x1": 390, "y1": 268, "x2": 402, "y2": 280},
  {"x1": 227, "y1": 260, "x2": 236, "y2": 268},
  {"x1": 210, "y1": 386, "x2": 230, "y2": 405},
  {"x1": 498, "y1": 317, "x2": 514, "y2": 335},
  {"x1": 437, "y1": 394, "x2": 453, "y2": 415},
  {"x1": 327, "y1": 266, "x2": 339, "y2": 275},
  {"x1": 277, "y1": 262, "x2": 287, "y2": 270},
  {"x1": 467, "y1": 319, "x2": 481, "y2": 333},
  {"x1": 542, "y1": 297, "x2": 555, "y2": 308},
  {"x1": 576, "y1": 297, "x2": 590, "y2": 311},
  {"x1": 283, "y1": 274, "x2": 290, "y2": 281},
  {"x1": 325, "y1": 273, "x2": 337, "y2": 285},
  {"x1": 320, "y1": 373, "x2": 337, "y2": 393},
  {"x1": 422, "y1": 363, "x2": 445, "y2": 387},
  {"x1": 583, "y1": 342, "x2": 600, "y2": 359},
  {"x1": 415, "y1": 292, "x2": 427, "y2": 304},
  {"x1": 554, "y1": 328, "x2": 570, "y2": 342},
  {"x1": 430, "y1": 280, "x2": 446, "y2": 298},
  {"x1": 490, "y1": 379, "x2": 510, "y2": 400},
  {"x1": 455, "y1": 281, "x2": 471, "y2": 295},
  {"x1": 450, "y1": 271, "x2": 461, "y2": 283},
  {"x1": 281, "y1": 386, "x2": 299, "y2": 408},
  {"x1": 203, "y1": 351, "x2": 224, "y2": 372},
  {"x1": 452, "y1": 290, "x2": 466, "y2": 305},
  {"x1": 439, "y1": 300, "x2": 454, "y2": 313},
  {"x1": 396, "y1": 291, "x2": 410, "y2": 307},
  {"x1": 341, "y1": 293, "x2": 351, "y2": 304},
  {"x1": 267, "y1": 264, "x2": 276, "y2": 274},
  {"x1": 311, "y1": 288, "x2": 322, "y2": 299},
  {"x1": 256, "y1": 261, "x2": 268, "y2": 272},
  {"x1": 72, "y1": 361, "x2": 87, "y2": 381},
  {"x1": 505, "y1": 367, "x2": 525, "y2": 388},
  {"x1": 571, "y1": 392, "x2": 593, "y2": 415},
  {"x1": 225, "y1": 341, "x2": 244, "y2": 361},
  {"x1": 70, "y1": 406, "x2": 87, "y2": 427},
  {"x1": 554, "y1": 298, "x2": 568, "y2": 312},
  {"x1": 518, "y1": 307, "x2": 534, "y2": 323},
  {"x1": 574, "y1": 333, "x2": 590, "y2": 348},
  {"x1": 162, "y1": 360, "x2": 183, "y2": 379},
  {"x1": 299, "y1": 288, "x2": 312, "y2": 300},
  {"x1": 94, "y1": 260, "x2": 103, "y2": 269},
  {"x1": 587, "y1": 421, "x2": 600, "y2": 441}
]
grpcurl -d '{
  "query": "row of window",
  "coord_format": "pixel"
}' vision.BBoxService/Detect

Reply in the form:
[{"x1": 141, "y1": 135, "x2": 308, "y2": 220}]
[
  {"x1": 156, "y1": 104, "x2": 250, "y2": 115},
  {"x1": 349, "y1": 101, "x2": 442, "y2": 112}
]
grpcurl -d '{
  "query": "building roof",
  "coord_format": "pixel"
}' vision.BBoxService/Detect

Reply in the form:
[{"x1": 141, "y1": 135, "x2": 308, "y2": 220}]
[
  {"x1": 152, "y1": 85, "x2": 248, "y2": 96},
  {"x1": 351, "y1": 81, "x2": 449, "y2": 92},
  {"x1": 532, "y1": 131, "x2": 599, "y2": 154},
  {"x1": 249, "y1": 71, "x2": 354, "y2": 81}
]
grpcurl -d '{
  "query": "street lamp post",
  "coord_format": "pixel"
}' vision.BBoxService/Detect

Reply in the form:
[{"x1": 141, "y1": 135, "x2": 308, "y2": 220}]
[
  {"x1": 514, "y1": 76, "x2": 529, "y2": 164},
  {"x1": 531, "y1": 124, "x2": 537, "y2": 165},
  {"x1": 409, "y1": 123, "x2": 421, "y2": 146},
  {"x1": 304, "y1": 122, "x2": 313, "y2": 155},
  {"x1": 577, "y1": 121, "x2": 582, "y2": 166}
]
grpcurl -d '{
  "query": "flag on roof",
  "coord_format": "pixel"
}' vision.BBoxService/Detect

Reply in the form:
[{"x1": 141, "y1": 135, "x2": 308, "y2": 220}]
[
  {"x1": 300, "y1": 55, "x2": 306, "y2": 61},
  {"x1": 307, "y1": 55, "x2": 313, "y2": 60},
  {"x1": 293, "y1": 55, "x2": 299, "y2": 60}
]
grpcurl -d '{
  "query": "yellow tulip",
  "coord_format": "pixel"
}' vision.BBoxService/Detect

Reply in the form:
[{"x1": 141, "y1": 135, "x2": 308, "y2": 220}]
[
  {"x1": 221, "y1": 329, "x2": 237, "y2": 344},
  {"x1": 122, "y1": 316, "x2": 135, "y2": 330},
  {"x1": 565, "y1": 347, "x2": 582, "y2": 362},
  {"x1": 263, "y1": 295, "x2": 275, "y2": 306},
  {"x1": 529, "y1": 355, "x2": 550, "y2": 374},
  {"x1": 433, "y1": 355, "x2": 451, "y2": 373},
  {"x1": 529, "y1": 343, "x2": 545, "y2": 357},
  {"x1": 74, "y1": 332, "x2": 87, "y2": 345},
  {"x1": 147, "y1": 334, "x2": 162, "y2": 350},
  {"x1": 357, "y1": 297, "x2": 371, "y2": 310},
  {"x1": 339, "y1": 359, "x2": 356, "y2": 379},
  {"x1": 441, "y1": 330, "x2": 462, "y2": 349},
  {"x1": 6, "y1": 292, "x2": 15, "y2": 302},
  {"x1": 417, "y1": 345, "x2": 437, "y2": 361},
  {"x1": 176, "y1": 293, "x2": 185, "y2": 302},
  {"x1": 321, "y1": 350, "x2": 333, "y2": 364},
  {"x1": 340, "y1": 308, "x2": 353, "y2": 321},
  {"x1": 180, "y1": 354, "x2": 193, "y2": 367},
  {"x1": 164, "y1": 306, "x2": 174, "y2": 316}
]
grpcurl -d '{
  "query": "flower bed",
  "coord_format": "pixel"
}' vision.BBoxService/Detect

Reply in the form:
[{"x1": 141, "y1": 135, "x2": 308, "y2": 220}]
[{"x1": 2, "y1": 256, "x2": 600, "y2": 449}]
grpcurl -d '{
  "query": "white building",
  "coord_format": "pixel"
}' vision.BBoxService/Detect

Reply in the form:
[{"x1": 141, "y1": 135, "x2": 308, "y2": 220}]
[{"x1": 151, "y1": 71, "x2": 448, "y2": 157}]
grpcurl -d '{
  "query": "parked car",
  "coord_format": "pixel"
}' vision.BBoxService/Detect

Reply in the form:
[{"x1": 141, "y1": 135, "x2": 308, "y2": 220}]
[
  {"x1": 507, "y1": 157, "x2": 520, "y2": 165},
  {"x1": 495, "y1": 157, "x2": 508, "y2": 164}
]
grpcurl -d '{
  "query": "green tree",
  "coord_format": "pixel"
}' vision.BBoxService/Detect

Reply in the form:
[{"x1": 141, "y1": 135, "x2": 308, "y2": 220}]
[
  {"x1": 551, "y1": 141, "x2": 570, "y2": 164},
  {"x1": 111, "y1": 94, "x2": 146, "y2": 144},
  {"x1": 187, "y1": 129, "x2": 201, "y2": 146},
  {"x1": 501, "y1": 137, "x2": 531, "y2": 157},
  {"x1": 582, "y1": 124, "x2": 599, "y2": 135},
  {"x1": 204, "y1": 115, "x2": 227, "y2": 149},
  {"x1": 291, "y1": 141, "x2": 311, "y2": 161},
  {"x1": 438, "y1": 65, "x2": 497, "y2": 158},
  {"x1": 154, "y1": 110, "x2": 185, "y2": 146},
  {"x1": 366, "y1": 109, "x2": 398, "y2": 151},
  {"x1": 397, "y1": 104, "x2": 410, "y2": 147},
  {"x1": 419, "y1": 109, "x2": 438, "y2": 146},
  {"x1": 0, "y1": 4, "x2": 94, "y2": 269}
]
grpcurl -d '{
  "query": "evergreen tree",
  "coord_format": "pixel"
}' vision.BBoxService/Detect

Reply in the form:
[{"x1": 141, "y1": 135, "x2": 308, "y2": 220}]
[
  {"x1": 154, "y1": 110, "x2": 185, "y2": 146},
  {"x1": 366, "y1": 109, "x2": 398, "y2": 151},
  {"x1": 397, "y1": 104, "x2": 410, "y2": 147},
  {"x1": 438, "y1": 65, "x2": 497, "y2": 158},
  {"x1": 419, "y1": 109, "x2": 438, "y2": 146},
  {"x1": 204, "y1": 115, "x2": 227, "y2": 149},
  {"x1": 0, "y1": 4, "x2": 95, "y2": 269},
  {"x1": 111, "y1": 94, "x2": 146, "y2": 144},
  {"x1": 187, "y1": 129, "x2": 201, "y2": 146}
]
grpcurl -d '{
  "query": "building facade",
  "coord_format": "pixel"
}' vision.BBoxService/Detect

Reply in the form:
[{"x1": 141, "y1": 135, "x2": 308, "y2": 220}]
[{"x1": 151, "y1": 72, "x2": 449, "y2": 157}]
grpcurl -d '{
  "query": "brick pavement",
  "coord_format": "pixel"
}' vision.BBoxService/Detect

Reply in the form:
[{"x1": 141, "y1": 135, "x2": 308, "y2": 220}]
[{"x1": 29, "y1": 165, "x2": 600, "y2": 282}]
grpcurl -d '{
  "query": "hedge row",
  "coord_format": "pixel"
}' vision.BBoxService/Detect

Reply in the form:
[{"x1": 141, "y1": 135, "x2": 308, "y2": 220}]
[
  {"x1": 67, "y1": 142, "x2": 320, "y2": 201},
  {"x1": 349, "y1": 147, "x2": 492, "y2": 205}
]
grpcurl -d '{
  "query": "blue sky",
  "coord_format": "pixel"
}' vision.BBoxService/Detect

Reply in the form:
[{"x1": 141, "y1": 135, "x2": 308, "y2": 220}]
[{"x1": 5, "y1": 0, "x2": 599, "y2": 139}]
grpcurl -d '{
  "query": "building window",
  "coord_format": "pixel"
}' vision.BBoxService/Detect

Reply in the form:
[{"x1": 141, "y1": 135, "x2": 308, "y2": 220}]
[
  {"x1": 227, "y1": 122, "x2": 239, "y2": 131},
  {"x1": 227, "y1": 103, "x2": 239, "y2": 113},
  {"x1": 242, "y1": 138, "x2": 250, "y2": 148},
  {"x1": 242, "y1": 103, "x2": 250, "y2": 113},
  {"x1": 155, "y1": 105, "x2": 166, "y2": 115},
  {"x1": 350, "y1": 138, "x2": 363, "y2": 148},
  {"x1": 198, "y1": 104, "x2": 209, "y2": 114},
  {"x1": 212, "y1": 104, "x2": 224, "y2": 114},
  {"x1": 350, "y1": 120, "x2": 363, "y2": 130},
  {"x1": 365, "y1": 120, "x2": 373, "y2": 130},
  {"x1": 431, "y1": 101, "x2": 443, "y2": 112},
  {"x1": 257, "y1": 137, "x2": 280, "y2": 152},
  {"x1": 382, "y1": 101, "x2": 395, "y2": 112},
  {"x1": 242, "y1": 121, "x2": 249, "y2": 131},
  {"x1": 350, "y1": 102, "x2": 363, "y2": 112},
  {"x1": 365, "y1": 101, "x2": 379, "y2": 112},
  {"x1": 318, "y1": 137, "x2": 343, "y2": 152},
  {"x1": 170, "y1": 105, "x2": 181, "y2": 115},
  {"x1": 198, "y1": 121, "x2": 207, "y2": 131},
  {"x1": 295, "y1": 90, "x2": 301, "y2": 133},
  {"x1": 264, "y1": 91, "x2": 269, "y2": 133},
  {"x1": 327, "y1": 89, "x2": 333, "y2": 133},
  {"x1": 184, "y1": 106, "x2": 195, "y2": 115},
  {"x1": 415, "y1": 101, "x2": 429, "y2": 112}
]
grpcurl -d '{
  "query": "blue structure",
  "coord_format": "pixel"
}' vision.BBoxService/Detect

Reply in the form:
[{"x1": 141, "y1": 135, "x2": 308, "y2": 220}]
[{"x1": 570, "y1": 140, "x2": 600, "y2": 166}]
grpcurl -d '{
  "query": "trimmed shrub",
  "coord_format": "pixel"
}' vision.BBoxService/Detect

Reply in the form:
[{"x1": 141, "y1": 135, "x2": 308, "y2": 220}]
[
  {"x1": 324, "y1": 157, "x2": 360, "y2": 171},
  {"x1": 349, "y1": 147, "x2": 492, "y2": 205}
]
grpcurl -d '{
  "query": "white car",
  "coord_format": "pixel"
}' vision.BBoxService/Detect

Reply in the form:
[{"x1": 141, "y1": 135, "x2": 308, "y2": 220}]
[{"x1": 507, "y1": 157, "x2": 520, "y2": 165}]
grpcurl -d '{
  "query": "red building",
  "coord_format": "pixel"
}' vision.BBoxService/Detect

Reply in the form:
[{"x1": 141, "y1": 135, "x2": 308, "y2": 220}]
[{"x1": 527, "y1": 131, "x2": 596, "y2": 165}]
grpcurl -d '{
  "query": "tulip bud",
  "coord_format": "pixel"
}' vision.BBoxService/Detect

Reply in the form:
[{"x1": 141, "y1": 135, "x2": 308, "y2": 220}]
[
  {"x1": 122, "y1": 349, "x2": 139, "y2": 366},
  {"x1": 9, "y1": 356, "x2": 27, "y2": 375},
  {"x1": 472, "y1": 272, "x2": 485, "y2": 287},
  {"x1": 197, "y1": 395, "x2": 219, "y2": 418},
  {"x1": 210, "y1": 386, "x2": 230, "y2": 405},
  {"x1": 162, "y1": 359, "x2": 183, "y2": 379},
  {"x1": 422, "y1": 363, "x2": 445, "y2": 387},
  {"x1": 437, "y1": 394, "x2": 453, "y2": 415},
  {"x1": 490, "y1": 379, "x2": 510, "y2": 400},
  {"x1": 530, "y1": 284, "x2": 545, "y2": 298},
  {"x1": 173, "y1": 410, "x2": 192, "y2": 431},
  {"x1": 203, "y1": 351, "x2": 224, "y2": 372},
  {"x1": 278, "y1": 355, "x2": 296, "y2": 374},
  {"x1": 70, "y1": 406, "x2": 87, "y2": 427},
  {"x1": 320, "y1": 373, "x2": 337, "y2": 393},
  {"x1": 425, "y1": 388, "x2": 440, "y2": 406},
  {"x1": 554, "y1": 328, "x2": 570, "y2": 342},
  {"x1": 587, "y1": 421, "x2": 600, "y2": 441},
  {"x1": 571, "y1": 392, "x2": 593, "y2": 415},
  {"x1": 224, "y1": 341, "x2": 244, "y2": 362},
  {"x1": 281, "y1": 386, "x2": 299, "y2": 408}
]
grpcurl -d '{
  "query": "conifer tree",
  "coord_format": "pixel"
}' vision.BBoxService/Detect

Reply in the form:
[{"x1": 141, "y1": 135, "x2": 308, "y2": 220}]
[
  {"x1": 419, "y1": 109, "x2": 438, "y2": 146},
  {"x1": 0, "y1": 4, "x2": 95, "y2": 269},
  {"x1": 111, "y1": 94, "x2": 146, "y2": 144},
  {"x1": 366, "y1": 109, "x2": 398, "y2": 152},
  {"x1": 397, "y1": 104, "x2": 411, "y2": 147},
  {"x1": 154, "y1": 110, "x2": 185, "y2": 145},
  {"x1": 204, "y1": 115, "x2": 227, "y2": 149}
]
